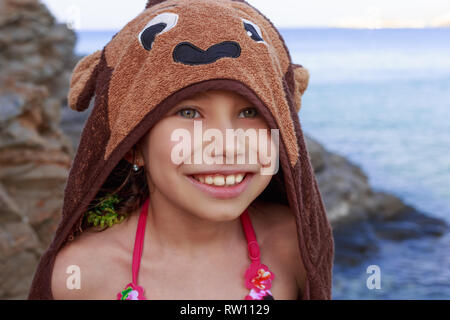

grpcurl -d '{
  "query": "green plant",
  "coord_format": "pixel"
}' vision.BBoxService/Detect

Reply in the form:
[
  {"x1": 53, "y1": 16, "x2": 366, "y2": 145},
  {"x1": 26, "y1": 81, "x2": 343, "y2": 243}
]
[{"x1": 85, "y1": 193, "x2": 127, "y2": 228}]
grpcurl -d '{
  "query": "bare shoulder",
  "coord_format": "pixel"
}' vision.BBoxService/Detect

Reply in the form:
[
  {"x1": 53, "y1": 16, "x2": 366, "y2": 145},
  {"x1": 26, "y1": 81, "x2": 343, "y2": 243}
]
[
  {"x1": 248, "y1": 199, "x2": 307, "y2": 295},
  {"x1": 51, "y1": 216, "x2": 136, "y2": 300},
  {"x1": 52, "y1": 229, "x2": 100, "y2": 299}
]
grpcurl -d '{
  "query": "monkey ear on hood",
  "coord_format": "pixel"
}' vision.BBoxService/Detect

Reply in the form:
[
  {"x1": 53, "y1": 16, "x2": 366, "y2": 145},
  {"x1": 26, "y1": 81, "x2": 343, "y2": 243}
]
[
  {"x1": 292, "y1": 63, "x2": 310, "y2": 113},
  {"x1": 68, "y1": 50, "x2": 102, "y2": 112}
]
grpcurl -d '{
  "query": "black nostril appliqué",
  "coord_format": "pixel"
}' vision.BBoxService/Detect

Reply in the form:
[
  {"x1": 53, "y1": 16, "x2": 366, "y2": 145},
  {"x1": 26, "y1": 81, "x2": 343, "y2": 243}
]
[{"x1": 173, "y1": 41, "x2": 241, "y2": 65}]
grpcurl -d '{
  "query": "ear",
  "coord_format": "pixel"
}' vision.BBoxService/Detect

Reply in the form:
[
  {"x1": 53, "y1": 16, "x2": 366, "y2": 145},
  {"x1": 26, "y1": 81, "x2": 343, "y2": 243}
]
[
  {"x1": 123, "y1": 149, "x2": 135, "y2": 165},
  {"x1": 68, "y1": 50, "x2": 102, "y2": 112},
  {"x1": 124, "y1": 145, "x2": 145, "y2": 166},
  {"x1": 292, "y1": 64, "x2": 310, "y2": 113},
  {"x1": 145, "y1": 0, "x2": 168, "y2": 9}
]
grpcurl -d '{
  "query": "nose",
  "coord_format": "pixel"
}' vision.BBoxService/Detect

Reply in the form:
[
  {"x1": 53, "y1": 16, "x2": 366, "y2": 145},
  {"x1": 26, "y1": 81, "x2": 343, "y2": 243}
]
[
  {"x1": 173, "y1": 41, "x2": 241, "y2": 65},
  {"x1": 199, "y1": 118, "x2": 248, "y2": 164}
]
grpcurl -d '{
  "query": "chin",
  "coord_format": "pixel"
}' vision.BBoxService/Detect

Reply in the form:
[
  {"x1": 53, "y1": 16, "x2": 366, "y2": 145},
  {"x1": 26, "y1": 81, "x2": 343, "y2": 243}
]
[{"x1": 188, "y1": 202, "x2": 247, "y2": 222}]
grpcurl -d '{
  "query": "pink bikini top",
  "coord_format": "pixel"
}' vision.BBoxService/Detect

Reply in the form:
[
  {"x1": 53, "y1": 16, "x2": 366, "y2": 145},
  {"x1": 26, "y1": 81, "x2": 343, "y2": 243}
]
[{"x1": 117, "y1": 197, "x2": 275, "y2": 300}]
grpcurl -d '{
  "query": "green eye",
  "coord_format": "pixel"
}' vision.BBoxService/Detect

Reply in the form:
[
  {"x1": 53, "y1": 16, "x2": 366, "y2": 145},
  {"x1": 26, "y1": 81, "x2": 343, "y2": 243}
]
[
  {"x1": 239, "y1": 108, "x2": 258, "y2": 118},
  {"x1": 177, "y1": 108, "x2": 199, "y2": 119}
]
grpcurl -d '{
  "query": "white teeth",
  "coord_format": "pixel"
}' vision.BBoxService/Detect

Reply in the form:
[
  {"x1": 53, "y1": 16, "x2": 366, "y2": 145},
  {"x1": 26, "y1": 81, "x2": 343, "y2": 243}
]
[
  {"x1": 225, "y1": 175, "x2": 235, "y2": 185},
  {"x1": 205, "y1": 175, "x2": 213, "y2": 184},
  {"x1": 213, "y1": 175, "x2": 225, "y2": 186},
  {"x1": 192, "y1": 173, "x2": 247, "y2": 186}
]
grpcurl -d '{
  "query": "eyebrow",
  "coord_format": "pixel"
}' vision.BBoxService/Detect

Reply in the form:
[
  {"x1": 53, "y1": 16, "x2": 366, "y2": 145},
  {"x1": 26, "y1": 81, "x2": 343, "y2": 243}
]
[
  {"x1": 175, "y1": 101, "x2": 253, "y2": 110},
  {"x1": 174, "y1": 101, "x2": 205, "y2": 108}
]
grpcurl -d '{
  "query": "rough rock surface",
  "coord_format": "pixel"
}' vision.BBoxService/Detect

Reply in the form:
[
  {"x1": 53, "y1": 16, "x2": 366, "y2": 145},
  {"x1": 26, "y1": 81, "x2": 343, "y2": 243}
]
[
  {"x1": 306, "y1": 136, "x2": 448, "y2": 266},
  {"x1": 0, "y1": 0, "x2": 78, "y2": 105},
  {"x1": 0, "y1": 0, "x2": 77, "y2": 299}
]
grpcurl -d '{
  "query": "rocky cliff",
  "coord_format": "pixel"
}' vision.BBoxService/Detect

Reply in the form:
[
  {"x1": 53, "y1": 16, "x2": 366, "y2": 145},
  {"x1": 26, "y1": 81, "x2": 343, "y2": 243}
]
[{"x1": 0, "y1": 0, "x2": 77, "y2": 299}]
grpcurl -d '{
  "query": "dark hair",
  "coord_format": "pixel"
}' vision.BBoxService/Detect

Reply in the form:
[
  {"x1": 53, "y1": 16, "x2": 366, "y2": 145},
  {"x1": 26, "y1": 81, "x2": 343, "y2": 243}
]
[{"x1": 78, "y1": 145, "x2": 149, "y2": 234}]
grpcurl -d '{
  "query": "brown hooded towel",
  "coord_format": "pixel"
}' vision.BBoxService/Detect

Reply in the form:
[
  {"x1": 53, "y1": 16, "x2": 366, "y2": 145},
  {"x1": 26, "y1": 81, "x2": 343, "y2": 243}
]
[{"x1": 28, "y1": 0, "x2": 334, "y2": 299}]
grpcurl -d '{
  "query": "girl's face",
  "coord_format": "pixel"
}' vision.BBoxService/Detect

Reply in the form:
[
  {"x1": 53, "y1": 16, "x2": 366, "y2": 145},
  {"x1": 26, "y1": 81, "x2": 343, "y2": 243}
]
[{"x1": 136, "y1": 89, "x2": 275, "y2": 221}]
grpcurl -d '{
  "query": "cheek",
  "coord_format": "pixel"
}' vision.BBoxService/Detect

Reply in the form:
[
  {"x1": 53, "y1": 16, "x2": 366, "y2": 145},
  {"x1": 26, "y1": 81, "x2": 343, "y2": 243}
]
[
  {"x1": 240, "y1": 118, "x2": 269, "y2": 133},
  {"x1": 146, "y1": 121, "x2": 182, "y2": 171},
  {"x1": 241, "y1": 122, "x2": 275, "y2": 165},
  {"x1": 253, "y1": 171, "x2": 273, "y2": 193},
  {"x1": 145, "y1": 118, "x2": 197, "y2": 182}
]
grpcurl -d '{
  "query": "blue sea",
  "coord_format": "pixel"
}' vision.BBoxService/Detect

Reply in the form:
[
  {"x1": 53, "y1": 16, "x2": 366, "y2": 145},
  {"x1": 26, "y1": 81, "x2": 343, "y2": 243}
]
[{"x1": 75, "y1": 28, "x2": 450, "y2": 299}]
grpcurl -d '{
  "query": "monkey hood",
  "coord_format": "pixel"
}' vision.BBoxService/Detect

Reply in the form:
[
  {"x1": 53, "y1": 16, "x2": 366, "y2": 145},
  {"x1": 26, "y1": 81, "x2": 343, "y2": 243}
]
[{"x1": 28, "y1": 0, "x2": 334, "y2": 299}]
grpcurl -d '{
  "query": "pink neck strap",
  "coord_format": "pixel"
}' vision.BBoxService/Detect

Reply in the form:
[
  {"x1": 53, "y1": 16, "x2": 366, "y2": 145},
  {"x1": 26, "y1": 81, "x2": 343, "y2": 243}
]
[{"x1": 131, "y1": 197, "x2": 149, "y2": 285}]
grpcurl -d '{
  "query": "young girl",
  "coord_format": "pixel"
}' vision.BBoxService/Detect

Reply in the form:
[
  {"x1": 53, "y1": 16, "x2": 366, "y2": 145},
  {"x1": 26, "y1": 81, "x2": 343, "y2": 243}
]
[{"x1": 28, "y1": 0, "x2": 334, "y2": 300}]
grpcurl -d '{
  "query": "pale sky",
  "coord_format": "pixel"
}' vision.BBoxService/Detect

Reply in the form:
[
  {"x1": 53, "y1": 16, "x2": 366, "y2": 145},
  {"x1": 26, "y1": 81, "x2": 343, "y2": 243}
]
[{"x1": 41, "y1": 0, "x2": 450, "y2": 30}]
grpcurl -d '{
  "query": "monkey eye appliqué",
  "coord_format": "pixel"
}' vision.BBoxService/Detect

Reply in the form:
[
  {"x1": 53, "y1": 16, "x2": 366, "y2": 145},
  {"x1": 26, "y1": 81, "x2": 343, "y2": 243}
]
[
  {"x1": 138, "y1": 12, "x2": 179, "y2": 50},
  {"x1": 241, "y1": 18, "x2": 266, "y2": 45}
]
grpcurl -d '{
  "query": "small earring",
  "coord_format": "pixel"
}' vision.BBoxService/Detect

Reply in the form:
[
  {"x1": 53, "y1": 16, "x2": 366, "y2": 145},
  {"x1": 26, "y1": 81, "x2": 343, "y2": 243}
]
[{"x1": 133, "y1": 164, "x2": 140, "y2": 172}]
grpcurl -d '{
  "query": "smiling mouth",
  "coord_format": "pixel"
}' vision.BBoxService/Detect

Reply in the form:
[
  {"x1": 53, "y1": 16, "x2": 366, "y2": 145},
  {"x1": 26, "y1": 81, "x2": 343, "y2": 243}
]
[
  {"x1": 185, "y1": 172, "x2": 254, "y2": 199},
  {"x1": 189, "y1": 172, "x2": 248, "y2": 187}
]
